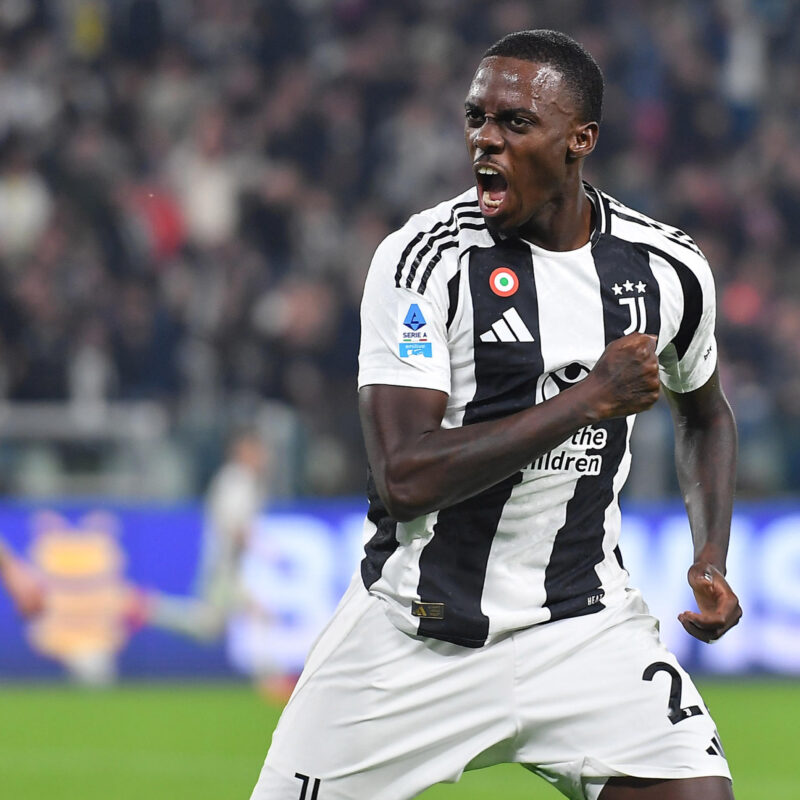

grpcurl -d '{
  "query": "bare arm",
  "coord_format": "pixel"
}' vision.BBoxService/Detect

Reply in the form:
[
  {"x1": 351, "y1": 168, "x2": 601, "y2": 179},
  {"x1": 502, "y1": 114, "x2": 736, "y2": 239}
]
[
  {"x1": 664, "y1": 368, "x2": 742, "y2": 642},
  {"x1": 0, "y1": 538, "x2": 45, "y2": 619},
  {"x1": 360, "y1": 332, "x2": 660, "y2": 522}
]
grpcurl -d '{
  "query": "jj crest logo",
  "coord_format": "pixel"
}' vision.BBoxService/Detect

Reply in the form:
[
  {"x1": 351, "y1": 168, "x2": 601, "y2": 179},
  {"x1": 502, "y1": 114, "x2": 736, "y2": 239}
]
[{"x1": 612, "y1": 280, "x2": 647, "y2": 334}]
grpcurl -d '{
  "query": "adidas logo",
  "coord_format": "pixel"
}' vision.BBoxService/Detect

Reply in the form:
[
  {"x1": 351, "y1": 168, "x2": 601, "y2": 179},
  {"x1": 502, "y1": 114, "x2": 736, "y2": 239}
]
[
  {"x1": 479, "y1": 308, "x2": 534, "y2": 343},
  {"x1": 706, "y1": 732, "x2": 726, "y2": 758}
]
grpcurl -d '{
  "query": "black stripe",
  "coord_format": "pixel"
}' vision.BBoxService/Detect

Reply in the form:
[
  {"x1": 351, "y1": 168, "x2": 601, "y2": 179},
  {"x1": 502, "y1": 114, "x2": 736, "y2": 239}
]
[
  {"x1": 416, "y1": 240, "x2": 458, "y2": 295},
  {"x1": 609, "y1": 207, "x2": 702, "y2": 257},
  {"x1": 608, "y1": 202, "x2": 697, "y2": 240},
  {"x1": 608, "y1": 200, "x2": 691, "y2": 239},
  {"x1": 587, "y1": 236, "x2": 663, "y2": 339},
  {"x1": 599, "y1": 192, "x2": 612, "y2": 236},
  {"x1": 612, "y1": 207, "x2": 702, "y2": 256},
  {"x1": 416, "y1": 472, "x2": 523, "y2": 647},
  {"x1": 542, "y1": 416, "x2": 626, "y2": 622},
  {"x1": 639, "y1": 244, "x2": 703, "y2": 359},
  {"x1": 393, "y1": 200, "x2": 477, "y2": 287},
  {"x1": 417, "y1": 220, "x2": 500, "y2": 298},
  {"x1": 543, "y1": 234, "x2": 660, "y2": 621},
  {"x1": 405, "y1": 213, "x2": 483, "y2": 290},
  {"x1": 461, "y1": 239, "x2": 543, "y2": 421},
  {"x1": 393, "y1": 201, "x2": 479, "y2": 288},
  {"x1": 446, "y1": 270, "x2": 460, "y2": 329},
  {"x1": 584, "y1": 182, "x2": 611, "y2": 240},
  {"x1": 360, "y1": 469, "x2": 399, "y2": 590},
  {"x1": 415, "y1": 239, "x2": 542, "y2": 646}
]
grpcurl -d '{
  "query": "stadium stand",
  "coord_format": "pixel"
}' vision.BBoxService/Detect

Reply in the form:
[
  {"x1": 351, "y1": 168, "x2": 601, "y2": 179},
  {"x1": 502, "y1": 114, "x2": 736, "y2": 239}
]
[{"x1": 0, "y1": 0, "x2": 797, "y2": 498}]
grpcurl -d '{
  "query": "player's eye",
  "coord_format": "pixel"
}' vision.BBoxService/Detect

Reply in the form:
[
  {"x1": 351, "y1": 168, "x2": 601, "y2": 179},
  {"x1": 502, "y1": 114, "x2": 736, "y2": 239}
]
[
  {"x1": 465, "y1": 108, "x2": 484, "y2": 125},
  {"x1": 509, "y1": 116, "x2": 532, "y2": 129}
]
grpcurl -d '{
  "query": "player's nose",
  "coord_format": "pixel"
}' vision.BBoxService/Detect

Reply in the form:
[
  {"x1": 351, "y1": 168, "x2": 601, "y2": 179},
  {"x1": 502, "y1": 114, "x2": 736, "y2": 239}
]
[{"x1": 471, "y1": 118, "x2": 504, "y2": 153}]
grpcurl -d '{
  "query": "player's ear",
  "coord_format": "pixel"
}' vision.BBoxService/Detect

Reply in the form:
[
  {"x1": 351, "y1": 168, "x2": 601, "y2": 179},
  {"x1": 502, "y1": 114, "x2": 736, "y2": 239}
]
[{"x1": 567, "y1": 121, "x2": 598, "y2": 161}]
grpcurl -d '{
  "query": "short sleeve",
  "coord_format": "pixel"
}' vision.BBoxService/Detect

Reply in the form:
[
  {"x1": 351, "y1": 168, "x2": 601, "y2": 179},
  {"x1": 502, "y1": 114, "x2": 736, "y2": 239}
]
[
  {"x1": 358, "y1": 230, "x2": 452, "y2": 394},
  {"x1": 658, "y1": 256, "x2": 717, "y2": 394}
]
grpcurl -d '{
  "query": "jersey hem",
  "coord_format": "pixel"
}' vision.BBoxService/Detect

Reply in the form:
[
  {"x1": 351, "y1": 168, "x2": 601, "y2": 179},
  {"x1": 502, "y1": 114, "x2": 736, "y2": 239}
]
[
  {"x1": 577, "y1": 762, "x2": 732, "y2": 782},
  {"x1": 412, "y1": 629, "x2": 487, "y2": 649},
  {"x1": 357, "y1": 372, "x2": 451, "y2": 394}
]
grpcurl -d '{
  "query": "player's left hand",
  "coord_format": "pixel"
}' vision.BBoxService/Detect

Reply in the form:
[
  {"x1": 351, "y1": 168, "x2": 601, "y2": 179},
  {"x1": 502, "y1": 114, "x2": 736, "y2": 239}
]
[
  {"x1": 1, "y1": 552, "x2": 46, "y2": 619},
  {"x1": 678, "y1": 563, "x2": 742, "y2": 643}
]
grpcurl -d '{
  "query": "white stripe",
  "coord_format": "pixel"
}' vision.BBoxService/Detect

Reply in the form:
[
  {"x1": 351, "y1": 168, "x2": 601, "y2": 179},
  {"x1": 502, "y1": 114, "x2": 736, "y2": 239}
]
[
  {"x1": 621, "y1": 297, "x2": 638, "y2": 335},
  {"x1": 592, "y1": 186, "x2": 606, "y2": 233},
  {"x1": 592, "y1": 414, "x2": 635, "y2": 606},
  {"x1": 480, "y1": 330, "x2": 498, "y2": 343},
  {"x1": 502, "y1": 307, "x2": 534, "y2": 342},
  {"x1": 637, "y1": 296, "x2": 647, "y2": 333},
  {"x1": 533, "y1": 242, "x2": 605, "y2": 380},
  {"x1": 395, "y1": 200, "x2": 480, "y2": 288},
  {"x1": 647, "y1": 251, "x2": 683, "y2": 354},
  {"x1": 608, "y1": 206, "x2": 703, "y2": 258},
  {"x1": 491, "y1": 319, "x2": 516, "y2": 342}
]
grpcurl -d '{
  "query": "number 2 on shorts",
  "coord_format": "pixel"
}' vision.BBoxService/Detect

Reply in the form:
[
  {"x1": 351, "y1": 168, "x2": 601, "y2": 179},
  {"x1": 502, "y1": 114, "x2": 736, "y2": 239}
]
[
  {"x1": 294, "y1": 773, "x2": 321, "y2": 800},
  {"x1": 642, "y1": 661, "x2": 703, "y2": 725}
]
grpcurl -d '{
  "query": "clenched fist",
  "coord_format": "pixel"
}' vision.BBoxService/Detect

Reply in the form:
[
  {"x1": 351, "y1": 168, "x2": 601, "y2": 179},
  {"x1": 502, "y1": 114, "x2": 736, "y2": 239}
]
[{"x1": 583, "y1": 333, "x2": 661, "y2": 420}]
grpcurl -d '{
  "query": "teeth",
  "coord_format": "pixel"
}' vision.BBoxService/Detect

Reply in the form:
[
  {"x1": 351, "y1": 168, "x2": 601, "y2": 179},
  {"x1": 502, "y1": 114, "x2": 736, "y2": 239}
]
[
  {"x1": 482, "y1": 190, "x2": 502, "y2": 208},
  {"x1": 477, "y1": 166, "x2": 499, "y2": 175}
]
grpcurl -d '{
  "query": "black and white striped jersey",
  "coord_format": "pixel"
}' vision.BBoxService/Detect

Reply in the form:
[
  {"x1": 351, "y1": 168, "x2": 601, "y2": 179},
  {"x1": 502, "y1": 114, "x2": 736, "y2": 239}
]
[{"x1": 358, "y1": 183, "x2": 717, "y2": 648}]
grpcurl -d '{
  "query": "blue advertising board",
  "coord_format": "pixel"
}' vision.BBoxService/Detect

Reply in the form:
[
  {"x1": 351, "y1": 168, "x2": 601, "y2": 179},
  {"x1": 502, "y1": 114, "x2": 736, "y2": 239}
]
[{"x1": 0, "y1": 500, "x2": 798, "y2": 680}]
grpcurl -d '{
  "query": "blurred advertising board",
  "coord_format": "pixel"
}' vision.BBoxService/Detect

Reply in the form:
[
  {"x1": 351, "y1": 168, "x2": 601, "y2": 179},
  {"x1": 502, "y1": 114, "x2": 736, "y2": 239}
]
[{"x1": 0, "y1": 501, "x2": 798, "y2": 680}]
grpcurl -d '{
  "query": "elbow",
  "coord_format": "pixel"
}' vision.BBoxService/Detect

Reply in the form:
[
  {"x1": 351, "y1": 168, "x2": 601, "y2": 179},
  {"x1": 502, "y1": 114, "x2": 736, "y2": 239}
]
[
  {"x1": 378, "y1": 467, "x2": 433, "y2": 523},
  {"x1": 384, "y1": 504, "x2": 420, "y2": 524}
]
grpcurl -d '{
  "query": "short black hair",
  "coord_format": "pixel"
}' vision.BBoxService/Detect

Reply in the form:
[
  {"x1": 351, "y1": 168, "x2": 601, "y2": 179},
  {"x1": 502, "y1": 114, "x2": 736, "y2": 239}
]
[{"x1": 483, "y1": 30, "x2": 604, "y2": 123}]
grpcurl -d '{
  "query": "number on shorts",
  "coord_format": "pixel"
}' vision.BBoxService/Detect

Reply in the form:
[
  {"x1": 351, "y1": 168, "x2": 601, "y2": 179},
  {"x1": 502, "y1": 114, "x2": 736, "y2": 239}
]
[
  {"x1": 294, "y1": 772, "x2": 321, "y2": 800},
  {"x1": 642, "y1": 661, "x2": 703, "y2": 725}
]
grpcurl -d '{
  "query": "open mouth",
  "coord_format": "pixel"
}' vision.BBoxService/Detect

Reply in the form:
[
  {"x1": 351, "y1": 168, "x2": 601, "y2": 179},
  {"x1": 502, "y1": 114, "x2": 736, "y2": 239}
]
[{"x1": 475, "y1": 165, "x2": 508, "y2": 211}]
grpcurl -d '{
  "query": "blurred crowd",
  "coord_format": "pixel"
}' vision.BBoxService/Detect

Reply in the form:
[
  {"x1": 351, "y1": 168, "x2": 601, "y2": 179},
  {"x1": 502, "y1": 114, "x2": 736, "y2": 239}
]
[{"x1": 0, "y1": 0, "x2": 798, "y2": 496}]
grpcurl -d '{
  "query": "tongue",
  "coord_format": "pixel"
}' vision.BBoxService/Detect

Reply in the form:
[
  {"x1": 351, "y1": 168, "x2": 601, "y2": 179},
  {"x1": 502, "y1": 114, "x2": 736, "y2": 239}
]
[{"x1": 481, "y1": 173, "x2": 507, "y2": 204}]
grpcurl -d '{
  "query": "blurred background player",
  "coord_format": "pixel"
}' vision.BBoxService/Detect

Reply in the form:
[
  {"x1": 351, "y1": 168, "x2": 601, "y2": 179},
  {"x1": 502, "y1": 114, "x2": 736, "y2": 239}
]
[
  {"x1": 136, "y1": 428, "x2": 269, "y2": 642},
  {"x1": 0, "y1": 535, "x2": 45, "y2": 619}
]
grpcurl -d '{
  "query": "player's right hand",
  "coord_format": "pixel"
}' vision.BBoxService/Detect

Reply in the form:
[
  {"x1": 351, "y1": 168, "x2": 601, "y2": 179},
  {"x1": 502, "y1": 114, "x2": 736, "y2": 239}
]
[{"x1": 585, "y1": 333, "x2": 660, "y2": 419}]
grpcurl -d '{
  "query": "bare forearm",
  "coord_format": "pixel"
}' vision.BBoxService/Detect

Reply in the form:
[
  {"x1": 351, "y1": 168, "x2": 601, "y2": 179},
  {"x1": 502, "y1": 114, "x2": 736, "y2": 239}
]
[
  {"x1": 364, "y1": 333, "x2": 661, "y2": 522},
  {"x1": 672, "y1": 391, "x2": 737, "y2": 572},
  {"x1": 372, "y1": 384, "x2": 598, "y2": 520},
  {"x1": 0, "y1": 537, "x2": 9, "y2": 574}
]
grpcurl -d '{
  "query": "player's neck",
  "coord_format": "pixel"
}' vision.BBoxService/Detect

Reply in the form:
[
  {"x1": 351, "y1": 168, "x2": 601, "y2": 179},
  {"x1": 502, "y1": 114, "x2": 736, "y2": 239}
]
[{"x1": 517, "y1": 182, "x2": 592, "y2": 253}]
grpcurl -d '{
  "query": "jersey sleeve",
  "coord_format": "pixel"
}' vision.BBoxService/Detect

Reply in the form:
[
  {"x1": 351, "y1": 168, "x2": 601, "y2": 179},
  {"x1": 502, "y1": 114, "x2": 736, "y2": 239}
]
[
  {"x1": 658, "y1": 254, "x2": 718, "y2": 394},
  {"x1": 358, "y1": 229, "x2": 452, "y2": 394}
]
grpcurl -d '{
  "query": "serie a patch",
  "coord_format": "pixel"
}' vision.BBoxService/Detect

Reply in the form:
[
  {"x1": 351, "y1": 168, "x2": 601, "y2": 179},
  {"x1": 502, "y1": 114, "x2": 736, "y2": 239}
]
[{"x1": 398, "y1": 302, "x2": 432, "y2": 358}]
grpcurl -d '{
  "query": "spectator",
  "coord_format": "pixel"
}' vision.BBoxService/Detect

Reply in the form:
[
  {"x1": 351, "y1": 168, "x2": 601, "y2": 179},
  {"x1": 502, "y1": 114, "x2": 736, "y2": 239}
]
[{"x1": 0, "y1": 0, "x2": 797, "y2": 497}]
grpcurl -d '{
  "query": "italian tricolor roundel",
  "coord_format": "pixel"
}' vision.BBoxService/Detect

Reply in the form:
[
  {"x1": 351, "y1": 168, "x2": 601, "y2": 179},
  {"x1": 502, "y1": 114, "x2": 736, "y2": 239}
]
[{"x1": 489, "y1": 267, "x2": 519, "y2": 297}]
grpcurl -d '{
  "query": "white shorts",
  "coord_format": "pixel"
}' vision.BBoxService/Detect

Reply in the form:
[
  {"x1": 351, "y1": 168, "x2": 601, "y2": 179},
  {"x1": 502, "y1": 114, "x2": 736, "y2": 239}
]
[{"x1": 250, "y1": 577, "x2": 731, "y2": 800}]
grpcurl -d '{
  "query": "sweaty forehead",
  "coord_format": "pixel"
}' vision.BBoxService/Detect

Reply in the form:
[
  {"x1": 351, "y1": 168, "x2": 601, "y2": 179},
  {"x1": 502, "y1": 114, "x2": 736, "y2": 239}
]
[{"x1": 466, "y1": 56, "x2": 570, "y2": 113}]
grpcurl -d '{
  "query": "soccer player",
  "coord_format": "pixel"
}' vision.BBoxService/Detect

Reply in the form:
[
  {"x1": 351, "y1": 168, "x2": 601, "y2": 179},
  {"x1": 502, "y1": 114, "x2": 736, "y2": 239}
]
[
  {"x1": 129, "y1": 428, "x2": 296, "y2": 699},
  {"x1": 250, "y1": 30, "x2": 741, "y2": 800},
  {"x1": 0, "y1": 536, "x2": 45, "y2": 619},
  {"x1": 133, "y1": 428, "x2": 269, "y2": 641}
]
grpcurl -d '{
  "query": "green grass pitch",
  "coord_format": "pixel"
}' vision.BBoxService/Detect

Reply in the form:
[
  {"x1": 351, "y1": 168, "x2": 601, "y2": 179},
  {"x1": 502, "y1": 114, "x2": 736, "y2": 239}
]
[{"x1": 0, "y1": 681, "x2": 795, "y2": 799}]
